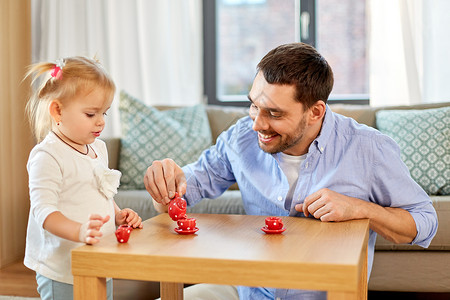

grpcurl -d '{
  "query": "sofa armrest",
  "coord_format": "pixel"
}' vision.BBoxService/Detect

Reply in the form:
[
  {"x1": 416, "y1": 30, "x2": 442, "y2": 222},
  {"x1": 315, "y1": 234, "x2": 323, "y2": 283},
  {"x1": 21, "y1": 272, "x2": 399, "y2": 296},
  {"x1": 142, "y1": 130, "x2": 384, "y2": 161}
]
[{"x1": 103, "y1": 137, "x2": 121, "y2": 170}]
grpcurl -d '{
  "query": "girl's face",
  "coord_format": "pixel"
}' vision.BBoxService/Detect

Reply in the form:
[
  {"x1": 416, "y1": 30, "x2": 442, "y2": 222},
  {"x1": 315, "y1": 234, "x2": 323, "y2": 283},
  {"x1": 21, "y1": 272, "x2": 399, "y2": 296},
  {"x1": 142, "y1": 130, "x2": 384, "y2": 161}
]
[{"x1": 56, "y1": 87, "x2": 113, "y2": 148}]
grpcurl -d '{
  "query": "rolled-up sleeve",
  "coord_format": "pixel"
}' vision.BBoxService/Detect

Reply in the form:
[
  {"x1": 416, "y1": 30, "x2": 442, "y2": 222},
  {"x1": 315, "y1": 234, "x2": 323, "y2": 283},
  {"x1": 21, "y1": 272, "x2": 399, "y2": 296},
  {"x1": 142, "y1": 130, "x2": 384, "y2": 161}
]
[
  {"x1": 371, "y1": 134, "x2": 438, "y2": 247},
  {"x1": 409, "y1": 202, "x2": 439, "y2": 247}
]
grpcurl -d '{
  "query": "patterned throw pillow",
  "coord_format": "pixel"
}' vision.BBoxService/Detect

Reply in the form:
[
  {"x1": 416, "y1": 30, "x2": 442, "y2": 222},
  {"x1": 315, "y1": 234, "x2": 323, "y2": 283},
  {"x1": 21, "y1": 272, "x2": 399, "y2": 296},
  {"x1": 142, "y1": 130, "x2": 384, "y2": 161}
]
[
  {"x1": 376, "y1": 107, "x2": 450, "y2": 195},
  {"x1": 118, "y1": 91, "x2": 212, "y2": 190}
]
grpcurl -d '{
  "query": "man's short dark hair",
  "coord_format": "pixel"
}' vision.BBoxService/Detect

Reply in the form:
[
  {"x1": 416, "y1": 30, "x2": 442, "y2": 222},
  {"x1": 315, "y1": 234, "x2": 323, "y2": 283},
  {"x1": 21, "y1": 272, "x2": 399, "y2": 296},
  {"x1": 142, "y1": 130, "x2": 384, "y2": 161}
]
[{"x1": 257, "y1": 43, "x2": 334, "y2": 108}]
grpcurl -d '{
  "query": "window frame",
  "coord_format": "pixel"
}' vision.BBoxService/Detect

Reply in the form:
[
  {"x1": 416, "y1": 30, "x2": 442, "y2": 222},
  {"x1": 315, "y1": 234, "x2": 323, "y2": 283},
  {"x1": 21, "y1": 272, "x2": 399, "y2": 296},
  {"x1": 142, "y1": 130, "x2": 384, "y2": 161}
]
[{"x1": 203, "y1": 0, "x2": 369, "y2": 106}]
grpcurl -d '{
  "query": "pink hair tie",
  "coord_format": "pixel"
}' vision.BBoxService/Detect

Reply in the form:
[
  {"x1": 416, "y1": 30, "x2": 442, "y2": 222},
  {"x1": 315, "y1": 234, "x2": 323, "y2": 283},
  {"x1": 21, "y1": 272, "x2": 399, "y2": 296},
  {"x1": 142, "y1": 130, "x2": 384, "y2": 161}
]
[{"x1": 51, "y1": 58, "x2": 65, "y2": 80}]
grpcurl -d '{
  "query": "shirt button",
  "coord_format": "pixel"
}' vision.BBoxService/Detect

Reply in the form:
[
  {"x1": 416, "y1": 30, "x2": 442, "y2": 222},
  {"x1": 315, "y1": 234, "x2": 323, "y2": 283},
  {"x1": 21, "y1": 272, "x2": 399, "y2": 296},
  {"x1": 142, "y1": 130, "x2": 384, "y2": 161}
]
[
  {"x1": 276, "y1": 298, "x2": 282, "y2": 300},
  {"x1": 321, "y1": 147, "x2": 324, "y2": 152},
  {"x1": 277, "y1": 196, "x2": 283, "y2": 201},
  {"x1": 305, "y1": 162, "x2": 309, "y2": 168}
]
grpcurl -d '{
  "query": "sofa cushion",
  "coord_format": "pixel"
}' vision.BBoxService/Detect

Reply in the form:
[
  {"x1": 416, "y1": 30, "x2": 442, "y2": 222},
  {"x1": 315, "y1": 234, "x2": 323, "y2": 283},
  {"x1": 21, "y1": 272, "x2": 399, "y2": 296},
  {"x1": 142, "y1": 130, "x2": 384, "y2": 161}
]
[
  {"x1": 156, "y1": 105, "x2": 249, "y2": 143},
  {"x1": 329, "y1": 104, "x2": 379, "y2": 127},
  {"x1": 203, "y1": 105, "x2": 249, "y2": 143},
  {"x1": 114, "y1": 190, "x2": 245, "y2": 221},
  {"x1": 369, "y1": 251, "x2": 450, "y2": 292},
  {"x1": 329, "y1": 102, "x2": 450, "y2": 128},
  {"x1": 118, "y1": 91, "x2": 212, "y2": 190},
  {"x1": 376, "y1": 107, "x2": 450, "y2": 195},
  {"x1": 104, "y1": 137, "x2": 120, "y2": 170}
]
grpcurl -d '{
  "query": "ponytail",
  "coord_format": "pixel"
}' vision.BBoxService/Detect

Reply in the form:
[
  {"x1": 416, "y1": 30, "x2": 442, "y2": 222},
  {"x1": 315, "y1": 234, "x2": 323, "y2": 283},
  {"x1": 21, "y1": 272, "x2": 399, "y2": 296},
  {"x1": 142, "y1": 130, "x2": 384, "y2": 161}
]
[{"x1": 24, "y1": 57, "x2": 115, "y2": 143}]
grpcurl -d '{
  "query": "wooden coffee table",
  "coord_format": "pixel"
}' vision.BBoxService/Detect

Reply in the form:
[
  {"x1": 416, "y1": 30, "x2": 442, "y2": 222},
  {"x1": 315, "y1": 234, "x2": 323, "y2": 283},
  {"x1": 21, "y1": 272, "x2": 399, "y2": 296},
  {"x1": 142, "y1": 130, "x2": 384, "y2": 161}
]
[{"x1": 72, "y1": 213, "x2": 369, "y2": 299}]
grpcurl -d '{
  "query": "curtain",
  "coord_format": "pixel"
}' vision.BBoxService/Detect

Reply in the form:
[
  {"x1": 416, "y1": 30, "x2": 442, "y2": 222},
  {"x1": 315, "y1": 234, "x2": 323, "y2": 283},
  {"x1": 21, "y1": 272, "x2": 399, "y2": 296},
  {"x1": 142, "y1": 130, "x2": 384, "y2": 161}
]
[
  {"x1": 0, "y1": 0, "x2": 32, "y2": 267},
  {"x1": 369, "y1": 0, "x2": 450, "y2": 106},
  {"x1": 32, "y1": 0, "x2": 203, "y2": 136}
]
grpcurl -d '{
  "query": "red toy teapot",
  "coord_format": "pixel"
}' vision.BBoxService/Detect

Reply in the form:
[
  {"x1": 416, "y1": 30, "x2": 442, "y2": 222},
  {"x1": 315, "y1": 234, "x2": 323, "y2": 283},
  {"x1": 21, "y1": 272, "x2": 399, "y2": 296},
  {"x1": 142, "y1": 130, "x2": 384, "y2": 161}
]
[{"x1": 168, "y1": 192, "x2": 187, "y2": 221}]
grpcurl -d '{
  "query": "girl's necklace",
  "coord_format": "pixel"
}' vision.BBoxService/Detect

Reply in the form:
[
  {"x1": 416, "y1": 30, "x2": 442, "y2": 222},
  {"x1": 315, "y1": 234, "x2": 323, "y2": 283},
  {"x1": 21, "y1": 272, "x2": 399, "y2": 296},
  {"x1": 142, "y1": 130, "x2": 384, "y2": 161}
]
[{"x1": 52, "y1": 131, "x2": 90, "y2": 155}]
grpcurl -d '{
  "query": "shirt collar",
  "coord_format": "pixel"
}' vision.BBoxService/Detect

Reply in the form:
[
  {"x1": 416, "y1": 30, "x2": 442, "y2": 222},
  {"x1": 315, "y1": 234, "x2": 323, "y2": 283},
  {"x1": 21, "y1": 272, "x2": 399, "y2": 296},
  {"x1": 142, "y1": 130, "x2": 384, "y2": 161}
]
[{"x1": 311, "y1": 104, "x2": 334, "y2": 154}]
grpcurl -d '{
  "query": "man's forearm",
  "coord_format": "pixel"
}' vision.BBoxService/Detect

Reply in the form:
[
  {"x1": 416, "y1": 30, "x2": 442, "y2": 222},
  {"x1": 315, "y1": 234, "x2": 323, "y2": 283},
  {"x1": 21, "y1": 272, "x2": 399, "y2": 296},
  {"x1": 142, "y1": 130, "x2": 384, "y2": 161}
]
[{"x1": 362, "y1": 202, "x2": 417, "y2": 244}]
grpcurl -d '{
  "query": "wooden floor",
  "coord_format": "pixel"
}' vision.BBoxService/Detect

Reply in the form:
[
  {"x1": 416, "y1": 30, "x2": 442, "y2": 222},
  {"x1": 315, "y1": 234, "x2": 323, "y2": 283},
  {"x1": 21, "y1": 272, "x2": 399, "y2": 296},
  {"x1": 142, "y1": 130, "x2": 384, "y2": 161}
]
[
  {"x1": 1, "y1": 261, "x2": 449, "y2": 300},
  {"x1": 0, "y1": 262, "x2": 163, "y2": 300},
  {"x1": 0, "y1": 261, "x2": 160, "y2": 300},
  {"x1": 0, "y1": 261, "x2": 38, "y2": 298}
]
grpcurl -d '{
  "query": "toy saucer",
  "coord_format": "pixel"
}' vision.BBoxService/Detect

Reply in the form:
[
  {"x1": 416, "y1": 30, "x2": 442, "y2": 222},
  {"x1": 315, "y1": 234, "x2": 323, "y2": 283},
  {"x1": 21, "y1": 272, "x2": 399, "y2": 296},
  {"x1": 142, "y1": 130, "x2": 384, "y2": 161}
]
[
  {"x1": 261, "y1": 226, "x2": 286, "y2": 234},
  {"x1": 174, "y1": 227, "x2": 199, "y2": 235}
]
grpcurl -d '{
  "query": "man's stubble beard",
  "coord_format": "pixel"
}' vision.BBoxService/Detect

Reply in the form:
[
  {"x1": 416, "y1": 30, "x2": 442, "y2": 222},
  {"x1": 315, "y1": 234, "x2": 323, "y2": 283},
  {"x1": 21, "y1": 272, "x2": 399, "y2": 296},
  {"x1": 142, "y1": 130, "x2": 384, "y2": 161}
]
[{"x1": 258, "y1": 117, "x2": 307, "y2": 155}]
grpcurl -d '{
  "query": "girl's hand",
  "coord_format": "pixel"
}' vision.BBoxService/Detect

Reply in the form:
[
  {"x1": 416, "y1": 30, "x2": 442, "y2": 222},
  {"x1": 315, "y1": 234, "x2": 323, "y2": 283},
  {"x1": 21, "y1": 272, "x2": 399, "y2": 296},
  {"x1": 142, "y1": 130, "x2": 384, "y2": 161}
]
[
  {"x1": 115, "y1": 208, "x2": 143, "y2": 229},
  {"x1": 79, "y1": 214, "x2": 110, "y2": 245}
]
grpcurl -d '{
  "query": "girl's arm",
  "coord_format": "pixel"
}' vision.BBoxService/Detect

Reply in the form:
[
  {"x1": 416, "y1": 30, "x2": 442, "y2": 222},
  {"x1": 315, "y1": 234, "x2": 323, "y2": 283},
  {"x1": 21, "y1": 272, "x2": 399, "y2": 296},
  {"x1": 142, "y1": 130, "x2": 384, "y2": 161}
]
[{"x1": 43, "y1": 211, "x2": 110, "y2": 244}]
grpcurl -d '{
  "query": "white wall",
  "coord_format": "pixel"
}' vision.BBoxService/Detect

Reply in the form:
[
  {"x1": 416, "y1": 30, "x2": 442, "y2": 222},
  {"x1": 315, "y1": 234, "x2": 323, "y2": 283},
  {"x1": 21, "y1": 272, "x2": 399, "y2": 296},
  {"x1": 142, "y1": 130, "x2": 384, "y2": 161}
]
[{"x1": 423, "y1": 0, "x2": 450, "y2": 102}]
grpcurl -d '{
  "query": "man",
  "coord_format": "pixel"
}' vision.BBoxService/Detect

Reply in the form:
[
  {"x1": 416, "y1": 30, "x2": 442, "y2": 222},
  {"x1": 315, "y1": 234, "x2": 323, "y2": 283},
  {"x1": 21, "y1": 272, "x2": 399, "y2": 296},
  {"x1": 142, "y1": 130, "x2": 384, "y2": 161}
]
[{"x1": 145, "y1": 43, "x2": 438, "y2": 299}]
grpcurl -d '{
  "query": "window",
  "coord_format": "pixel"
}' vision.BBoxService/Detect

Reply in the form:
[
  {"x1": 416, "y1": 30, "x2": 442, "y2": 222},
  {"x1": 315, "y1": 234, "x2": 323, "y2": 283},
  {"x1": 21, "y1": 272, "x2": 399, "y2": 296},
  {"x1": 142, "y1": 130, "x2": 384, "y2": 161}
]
[
  {"x1": 204, "y1": 0, "x2": 369, "y2": 106},
  {"x1": 306, "y1": 0, "x2": 369, "y2": 102}
]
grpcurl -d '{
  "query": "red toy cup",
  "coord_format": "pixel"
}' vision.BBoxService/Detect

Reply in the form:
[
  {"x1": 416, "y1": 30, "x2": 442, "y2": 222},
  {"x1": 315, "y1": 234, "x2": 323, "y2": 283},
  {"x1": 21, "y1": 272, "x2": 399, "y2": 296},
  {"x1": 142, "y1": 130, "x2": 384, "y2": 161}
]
[
  {"x1": 265, "y1": 217, "x2": 283, "y2": 230},
  {"x1": 115, "y1": 225, "x2": 133, "y2": 243},
  {"x1": 177, "y1": 218, "x2": 197, "y2": 231}
]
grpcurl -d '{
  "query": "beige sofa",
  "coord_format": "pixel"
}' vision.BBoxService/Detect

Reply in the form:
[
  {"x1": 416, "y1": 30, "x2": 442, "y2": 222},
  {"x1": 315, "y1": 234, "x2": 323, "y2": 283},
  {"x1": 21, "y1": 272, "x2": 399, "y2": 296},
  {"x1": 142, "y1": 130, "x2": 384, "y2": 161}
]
[{"x1": 106, "y1": 102, "x2": 450, "y2": 293}]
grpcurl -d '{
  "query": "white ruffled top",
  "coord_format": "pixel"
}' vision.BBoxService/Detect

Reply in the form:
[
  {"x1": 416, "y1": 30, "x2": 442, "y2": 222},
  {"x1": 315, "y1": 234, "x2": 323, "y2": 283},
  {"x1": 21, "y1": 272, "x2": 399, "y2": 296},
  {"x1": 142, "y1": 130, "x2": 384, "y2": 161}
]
[{"x1": 93, "y1": 164, "x2": 122, "y2": 199}]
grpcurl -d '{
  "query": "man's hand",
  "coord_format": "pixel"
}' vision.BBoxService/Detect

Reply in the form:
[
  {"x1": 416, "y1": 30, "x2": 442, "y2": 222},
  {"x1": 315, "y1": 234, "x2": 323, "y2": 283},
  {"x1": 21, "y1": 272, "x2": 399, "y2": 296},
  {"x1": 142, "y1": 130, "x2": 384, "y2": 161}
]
[
  {"x1": 295, "y1": 188, "x2": 417, "y2": 244},
  {"x1": 295, "y1": 188, "x2": 362, "y2": 222},
  {"x1": 144, "y1": 158, "x2": 187, "y2": 205}
]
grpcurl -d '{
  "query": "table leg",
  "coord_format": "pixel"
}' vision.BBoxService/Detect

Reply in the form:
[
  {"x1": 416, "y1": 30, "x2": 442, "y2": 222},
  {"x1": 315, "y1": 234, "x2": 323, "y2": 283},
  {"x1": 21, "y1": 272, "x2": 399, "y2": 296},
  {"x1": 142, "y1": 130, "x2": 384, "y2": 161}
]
[
  {"x1": 328, "y1": 292, "x2": 357, "y2": 300},
  {"x1": 358, "y1": 242, "x2": 368, "y2": 300},
  {"x1": 160, "y1": 282, "x2": 183, "y2": 300},
  {"x1": 73, "y1": 275, "x2": 106, "y2": 300},
  {"x1": 328, "y1": 239, "x2": 368, "y2": 300}
]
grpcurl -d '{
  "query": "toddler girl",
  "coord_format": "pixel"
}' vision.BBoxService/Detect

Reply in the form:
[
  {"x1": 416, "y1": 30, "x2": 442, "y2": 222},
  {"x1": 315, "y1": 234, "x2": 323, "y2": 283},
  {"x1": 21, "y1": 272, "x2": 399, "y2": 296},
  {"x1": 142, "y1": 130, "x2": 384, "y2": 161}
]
[{"x1": 24, "y1": 56, "x2": 143, "y2": 300}]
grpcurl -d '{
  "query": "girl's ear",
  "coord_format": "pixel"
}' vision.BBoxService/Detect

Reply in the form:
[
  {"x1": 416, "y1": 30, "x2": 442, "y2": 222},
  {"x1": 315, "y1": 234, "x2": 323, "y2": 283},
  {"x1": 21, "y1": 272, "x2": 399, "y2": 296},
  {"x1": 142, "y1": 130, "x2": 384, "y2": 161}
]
[{"x1": 49, "y1": 100, "x2": 62, "y2": 123}]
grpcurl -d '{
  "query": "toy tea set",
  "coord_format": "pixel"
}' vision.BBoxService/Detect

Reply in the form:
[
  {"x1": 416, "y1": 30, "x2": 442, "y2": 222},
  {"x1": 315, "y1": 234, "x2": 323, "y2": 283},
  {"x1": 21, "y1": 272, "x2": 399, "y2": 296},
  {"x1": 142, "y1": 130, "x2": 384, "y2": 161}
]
[
  {"x1": 115, "y1": 224, "x2": 133, "y2": 243},
  {"x1": 261, "y1": 216, "x2": 286, "y2": 234},
  {"x1": 167, "y1": 193, "x2": 286, "y2": 235},
  {"x1": 115, "y1": 193, "x2": 286, "y2": 242},
  {"x1": 168, "y1": 193, "x2": 199, "y2": 235}
]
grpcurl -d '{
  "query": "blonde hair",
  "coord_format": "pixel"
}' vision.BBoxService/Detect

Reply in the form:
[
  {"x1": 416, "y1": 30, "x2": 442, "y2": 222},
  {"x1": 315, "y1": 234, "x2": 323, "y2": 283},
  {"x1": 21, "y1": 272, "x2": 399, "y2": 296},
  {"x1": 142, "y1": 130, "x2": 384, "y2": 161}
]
[{"x1": 25, "y1": 56, "x2": 116, "y2": 142}]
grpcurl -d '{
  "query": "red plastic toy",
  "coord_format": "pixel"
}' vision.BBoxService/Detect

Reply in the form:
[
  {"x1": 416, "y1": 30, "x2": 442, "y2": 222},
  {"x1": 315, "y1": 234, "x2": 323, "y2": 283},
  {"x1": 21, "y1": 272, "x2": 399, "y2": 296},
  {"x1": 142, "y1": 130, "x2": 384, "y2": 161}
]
[
  {"x1": 168, "y1": 192, "x2": 187, "y2": 221},
  {"x1": 115, "y1": 225, "x2": 133, "y2": 243}
]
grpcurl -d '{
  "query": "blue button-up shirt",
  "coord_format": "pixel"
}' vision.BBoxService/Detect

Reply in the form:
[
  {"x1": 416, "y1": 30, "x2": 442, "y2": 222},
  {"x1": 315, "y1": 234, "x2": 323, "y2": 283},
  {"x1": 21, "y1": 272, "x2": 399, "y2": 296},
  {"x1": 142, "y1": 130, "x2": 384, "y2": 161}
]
[{"x1": 183, "y1": 106, "x2": 438, "y2": 300}]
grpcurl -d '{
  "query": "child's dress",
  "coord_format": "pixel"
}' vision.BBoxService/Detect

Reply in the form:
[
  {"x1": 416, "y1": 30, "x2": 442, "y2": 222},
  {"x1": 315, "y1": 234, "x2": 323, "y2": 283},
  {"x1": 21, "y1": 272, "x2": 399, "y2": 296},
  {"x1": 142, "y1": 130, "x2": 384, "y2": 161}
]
[{"x1": 24, "y1": 131, "x2": 121, "y2": 284}]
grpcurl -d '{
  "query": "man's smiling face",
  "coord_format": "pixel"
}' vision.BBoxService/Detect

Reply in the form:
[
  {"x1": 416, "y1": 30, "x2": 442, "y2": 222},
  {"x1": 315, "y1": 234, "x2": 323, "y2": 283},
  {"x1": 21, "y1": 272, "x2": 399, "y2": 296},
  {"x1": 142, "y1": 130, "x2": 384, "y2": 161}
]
[{"x1": 248, "y1": 71, "x2": 313, "y2": 156}]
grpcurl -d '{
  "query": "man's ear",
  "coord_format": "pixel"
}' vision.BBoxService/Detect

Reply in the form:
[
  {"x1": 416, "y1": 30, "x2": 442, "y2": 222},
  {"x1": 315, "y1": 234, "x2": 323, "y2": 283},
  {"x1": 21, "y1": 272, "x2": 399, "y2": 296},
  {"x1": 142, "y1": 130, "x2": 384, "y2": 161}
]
[
  {"x1": 49, "y1": 100, "x2": 63, "y2": 123},
  {"x1": 308, "y1": 100, "x2": 326, "y2": 125}
]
